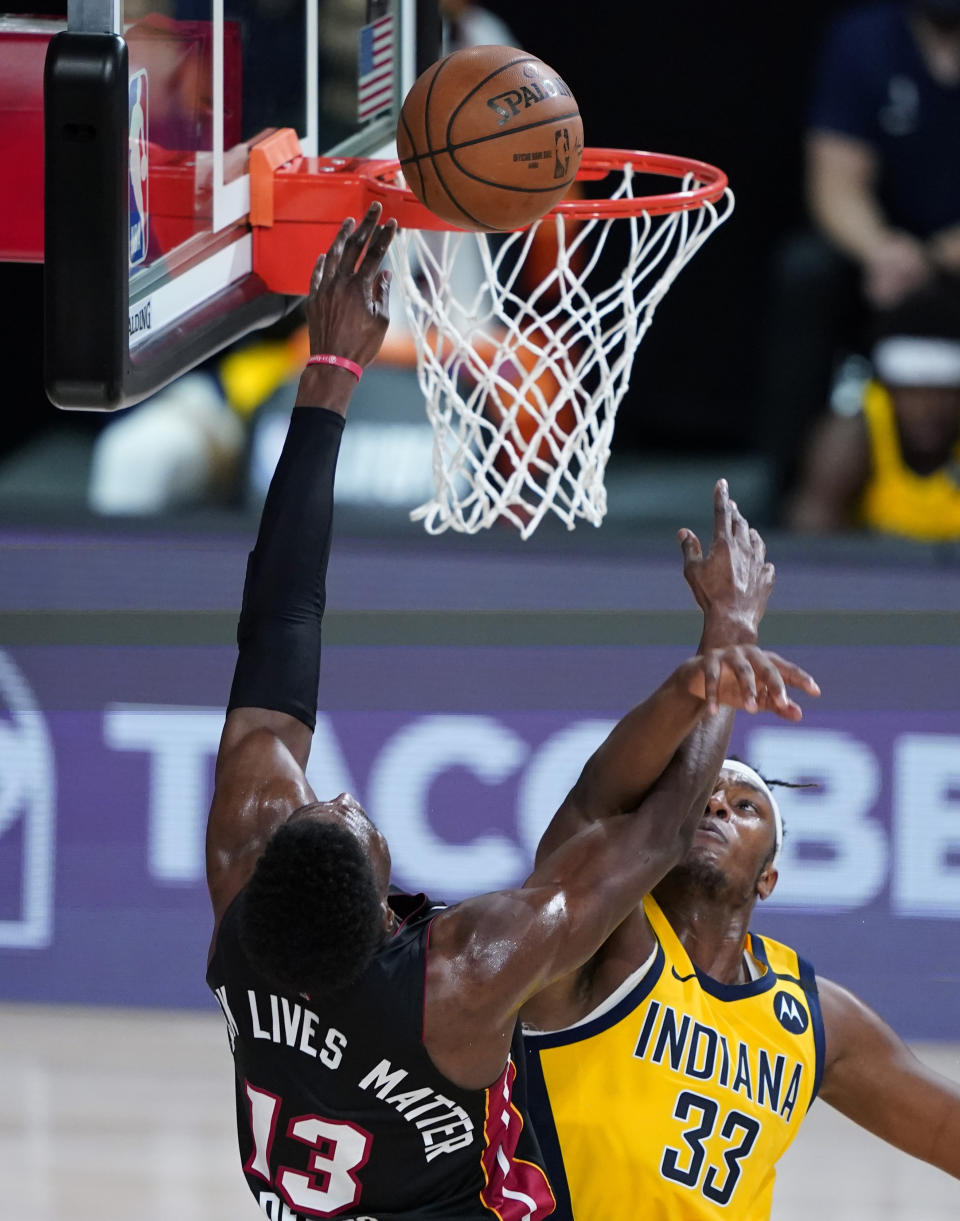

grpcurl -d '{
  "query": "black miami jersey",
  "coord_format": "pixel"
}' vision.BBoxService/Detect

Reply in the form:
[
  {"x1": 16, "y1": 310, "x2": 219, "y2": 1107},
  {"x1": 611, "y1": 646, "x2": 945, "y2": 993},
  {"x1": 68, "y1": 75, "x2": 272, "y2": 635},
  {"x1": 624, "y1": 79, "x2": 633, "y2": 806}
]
[{"x1": 207, "y1": 891, "x2": 555, "y2": 1221}]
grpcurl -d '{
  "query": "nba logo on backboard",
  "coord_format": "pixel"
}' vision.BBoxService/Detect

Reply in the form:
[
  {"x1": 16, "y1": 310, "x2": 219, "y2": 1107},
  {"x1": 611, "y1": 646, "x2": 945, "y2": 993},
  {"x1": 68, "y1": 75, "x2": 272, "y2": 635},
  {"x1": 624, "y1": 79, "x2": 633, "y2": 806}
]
[{"x1": 129, "y1": 70, "x2": 149, "y2": 268}]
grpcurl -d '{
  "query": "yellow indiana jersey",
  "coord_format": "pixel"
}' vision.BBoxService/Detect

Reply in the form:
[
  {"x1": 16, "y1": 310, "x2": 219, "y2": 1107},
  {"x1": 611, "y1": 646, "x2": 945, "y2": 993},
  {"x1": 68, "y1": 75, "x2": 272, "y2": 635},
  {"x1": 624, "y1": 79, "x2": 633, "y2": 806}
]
[
  {"x1": 523, "y1": 895, "x2": 824, "y2": 1220},
  {"x1": 859, "y1": 380, "x2": 960, "y2": 541}
]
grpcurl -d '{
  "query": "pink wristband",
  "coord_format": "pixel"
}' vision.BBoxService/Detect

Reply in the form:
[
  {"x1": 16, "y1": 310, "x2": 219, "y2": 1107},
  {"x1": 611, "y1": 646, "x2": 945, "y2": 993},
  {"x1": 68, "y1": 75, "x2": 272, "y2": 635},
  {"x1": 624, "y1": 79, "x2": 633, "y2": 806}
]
[{"x1": 306, "y1": 354, "x2": 363, "y2": 381}]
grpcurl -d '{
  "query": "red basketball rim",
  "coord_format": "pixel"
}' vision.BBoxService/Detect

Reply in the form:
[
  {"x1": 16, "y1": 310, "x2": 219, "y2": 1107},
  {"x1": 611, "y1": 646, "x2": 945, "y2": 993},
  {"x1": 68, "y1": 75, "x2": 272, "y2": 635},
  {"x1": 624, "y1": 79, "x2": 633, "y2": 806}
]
[{"x1": 362, "y1": 148, "x2": 729, "y2": 224}]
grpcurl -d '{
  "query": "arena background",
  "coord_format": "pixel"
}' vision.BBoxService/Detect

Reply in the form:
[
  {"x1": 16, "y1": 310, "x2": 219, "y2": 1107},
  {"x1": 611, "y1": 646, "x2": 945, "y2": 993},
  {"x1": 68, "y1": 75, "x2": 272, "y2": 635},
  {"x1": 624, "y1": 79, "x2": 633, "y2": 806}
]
[{"x1": 1, "y1": 522, "x2": 959, "y2": 1219}]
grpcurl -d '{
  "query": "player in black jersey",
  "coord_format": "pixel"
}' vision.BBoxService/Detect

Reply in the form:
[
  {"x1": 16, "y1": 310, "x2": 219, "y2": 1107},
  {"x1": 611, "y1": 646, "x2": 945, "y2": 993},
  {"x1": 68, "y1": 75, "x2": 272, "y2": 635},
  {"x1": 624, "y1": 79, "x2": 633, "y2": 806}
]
[{"x1": 204, "y1": 202, "x2": 820, "y2": 1221}]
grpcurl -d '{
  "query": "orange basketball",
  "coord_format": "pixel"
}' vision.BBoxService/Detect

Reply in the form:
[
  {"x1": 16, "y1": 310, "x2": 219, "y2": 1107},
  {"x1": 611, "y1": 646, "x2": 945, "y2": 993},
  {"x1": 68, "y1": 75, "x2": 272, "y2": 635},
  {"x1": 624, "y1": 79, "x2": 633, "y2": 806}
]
[{"x1": 397, "y1": 45, "x2": 584, "y2": 233}]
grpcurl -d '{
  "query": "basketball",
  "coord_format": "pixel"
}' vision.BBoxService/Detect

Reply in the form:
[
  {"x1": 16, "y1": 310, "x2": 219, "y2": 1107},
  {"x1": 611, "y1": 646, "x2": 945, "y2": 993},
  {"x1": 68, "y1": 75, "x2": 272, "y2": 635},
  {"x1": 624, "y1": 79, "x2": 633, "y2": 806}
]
[{"x1": 397, "y1": 45, "x2": 584, "y2": 233}]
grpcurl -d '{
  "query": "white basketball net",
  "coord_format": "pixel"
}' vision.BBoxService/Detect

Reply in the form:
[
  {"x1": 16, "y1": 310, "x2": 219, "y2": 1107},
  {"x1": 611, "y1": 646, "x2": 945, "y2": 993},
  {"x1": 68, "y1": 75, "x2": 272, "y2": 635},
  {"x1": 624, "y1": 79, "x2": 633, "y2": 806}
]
[{"x1": 391, "y1": 165, "x2": 734, "y2": 537}]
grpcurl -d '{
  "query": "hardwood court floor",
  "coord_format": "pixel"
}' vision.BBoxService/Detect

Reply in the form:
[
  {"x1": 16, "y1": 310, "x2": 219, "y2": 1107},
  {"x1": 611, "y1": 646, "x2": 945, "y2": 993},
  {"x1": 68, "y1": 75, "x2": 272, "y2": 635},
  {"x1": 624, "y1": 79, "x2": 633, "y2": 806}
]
[{"x1": 2, "y1": 1003, "x2": 957, "y2": 1219}]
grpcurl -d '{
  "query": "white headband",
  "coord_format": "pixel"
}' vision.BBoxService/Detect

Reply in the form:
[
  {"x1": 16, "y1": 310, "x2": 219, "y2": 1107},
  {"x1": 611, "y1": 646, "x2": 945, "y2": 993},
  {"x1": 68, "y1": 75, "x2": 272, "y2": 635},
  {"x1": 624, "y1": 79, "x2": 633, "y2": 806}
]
[
  {"x1": 872, "y1": 337, "x2": 960, "y2": 387},
  {"x1": 720, "y1": 759, "x2": 782, "y2": 868}
]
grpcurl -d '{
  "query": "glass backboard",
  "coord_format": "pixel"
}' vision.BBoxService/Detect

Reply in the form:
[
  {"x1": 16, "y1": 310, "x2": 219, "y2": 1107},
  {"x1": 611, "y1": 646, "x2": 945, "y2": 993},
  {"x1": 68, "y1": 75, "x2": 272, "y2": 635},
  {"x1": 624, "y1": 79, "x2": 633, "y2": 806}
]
[{"x1": 0, "y1": 0, "x2": 440, "y2": 408}]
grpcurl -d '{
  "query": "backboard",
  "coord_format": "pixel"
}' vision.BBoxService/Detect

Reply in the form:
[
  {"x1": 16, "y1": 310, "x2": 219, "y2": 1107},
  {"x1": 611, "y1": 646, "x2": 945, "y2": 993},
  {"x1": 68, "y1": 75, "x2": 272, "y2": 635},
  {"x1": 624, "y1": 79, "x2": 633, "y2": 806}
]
[{"x1": 0, "y1": 0, "x2": 440, "y2": 408}]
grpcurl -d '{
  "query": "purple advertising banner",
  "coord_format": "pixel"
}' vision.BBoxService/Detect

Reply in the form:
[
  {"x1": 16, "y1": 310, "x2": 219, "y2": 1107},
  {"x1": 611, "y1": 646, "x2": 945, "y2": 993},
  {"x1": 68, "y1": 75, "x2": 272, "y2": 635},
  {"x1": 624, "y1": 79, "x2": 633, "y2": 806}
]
[{"x1": 0, "y1": 642, "x2": 958, "y2": 1038}]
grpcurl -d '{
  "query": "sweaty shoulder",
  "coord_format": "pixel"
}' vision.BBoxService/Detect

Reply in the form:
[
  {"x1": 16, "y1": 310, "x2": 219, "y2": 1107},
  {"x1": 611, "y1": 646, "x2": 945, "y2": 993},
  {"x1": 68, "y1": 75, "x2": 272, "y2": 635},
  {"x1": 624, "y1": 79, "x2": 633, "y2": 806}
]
[{"x1": 422, "y1": 891, "x2": 559, "y2": 1089}]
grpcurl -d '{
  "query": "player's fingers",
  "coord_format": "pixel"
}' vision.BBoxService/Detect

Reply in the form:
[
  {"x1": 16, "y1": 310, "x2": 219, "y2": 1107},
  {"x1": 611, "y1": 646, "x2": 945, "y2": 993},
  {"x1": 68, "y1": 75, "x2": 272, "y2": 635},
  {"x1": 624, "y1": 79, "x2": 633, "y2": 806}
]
[
  {"x1": 678, "y1": 528, "x2": 702, "y2": 564},
  {"x1": 753, "y1": 652, "x2": 804, "y2": 723},
  {"x1": 359, "y1": 218, "x2": 398, "y2": 281},
  {"x1": 728, "y1": 651, "x2": 758, "y2": 712},
  {"x1": 770, "y1": 696, "x2": 803, "y2": 722},
  {"x1": 713, "y1": 478, "x2": 731, "y2": 539},
  {"x1": 748, "y1": 655, "x2": 805, "y2": 722},
  {"x1": 322, "y1": 217, "x2": 355, "y2": 283},
  {"x1": 765, "y1": 652, "x2": 821, "y2": 697},
  {"x1": 751, "y1": 649, "x2": 790, "y2": 709},
  {"x1": 703, "y1": 653, "x2": 721, "y2": 718},
  {"x1": 341, "y1": 202, "x2": 383, "y2": 274},
  {"x1": 373, "y1": 267, "x2": 392, "y2": 317},
  {"x1": 310, "y1": 253, "x2": 326, "y2": 296},
  {"x1": 749, "y1": 526, "x2": 766, "y2": 562}
]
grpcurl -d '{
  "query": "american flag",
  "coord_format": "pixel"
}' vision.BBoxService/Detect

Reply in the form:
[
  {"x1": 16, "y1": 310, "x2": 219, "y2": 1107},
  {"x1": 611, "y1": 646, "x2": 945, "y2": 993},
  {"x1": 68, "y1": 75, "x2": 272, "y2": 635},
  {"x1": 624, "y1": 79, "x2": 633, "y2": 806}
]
[{"x1": 357, "y1": 14, "x2": 396, "y2": 124}]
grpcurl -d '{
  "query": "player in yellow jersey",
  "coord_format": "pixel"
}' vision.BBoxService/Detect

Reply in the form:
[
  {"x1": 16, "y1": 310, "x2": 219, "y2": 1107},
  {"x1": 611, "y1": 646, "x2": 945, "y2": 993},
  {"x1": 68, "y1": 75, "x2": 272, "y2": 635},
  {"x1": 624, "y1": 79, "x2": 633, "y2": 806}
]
[
  {"x1": 522, "y1": 501, "x2": 960, "y2": 1218},
  {"x1": 789, "y1": 275, "x2": 960, "y2": 540}
]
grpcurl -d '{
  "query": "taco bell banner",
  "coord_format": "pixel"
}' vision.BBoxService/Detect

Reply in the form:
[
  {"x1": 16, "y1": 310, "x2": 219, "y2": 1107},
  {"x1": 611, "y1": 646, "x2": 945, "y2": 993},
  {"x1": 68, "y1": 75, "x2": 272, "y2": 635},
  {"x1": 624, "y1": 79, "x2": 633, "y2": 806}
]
[{"x1": 0, "y1": 642, "x2": 957, "y2": 1038}]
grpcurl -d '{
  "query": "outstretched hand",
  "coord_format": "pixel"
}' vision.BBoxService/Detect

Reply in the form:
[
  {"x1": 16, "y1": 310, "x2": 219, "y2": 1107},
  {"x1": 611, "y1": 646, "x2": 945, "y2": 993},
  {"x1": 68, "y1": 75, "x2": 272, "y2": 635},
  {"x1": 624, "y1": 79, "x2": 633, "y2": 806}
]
[
  {"x1": 680, "y1": 644, "x2": 820, "y2": 721},
  {"x1": 305, "y1": 202, "x2": 397, "y2": 369},
  {"x1": 679, "y1": 479, "x2": 775, "y2": 647}
]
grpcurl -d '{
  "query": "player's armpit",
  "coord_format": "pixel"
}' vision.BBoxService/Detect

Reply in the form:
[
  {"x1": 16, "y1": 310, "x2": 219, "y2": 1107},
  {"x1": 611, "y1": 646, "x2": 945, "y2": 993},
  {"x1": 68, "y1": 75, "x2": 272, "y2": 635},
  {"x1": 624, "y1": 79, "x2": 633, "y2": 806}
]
[
  {"x1": 818, "y1": 976, "x2": 960, "y2": 1178},
  {"x1": 206, "y1": 722, "x2": 317, "y2": 935},
  {"x1": 519, "y1": 902, "x2": 653, "y2": 1035}
]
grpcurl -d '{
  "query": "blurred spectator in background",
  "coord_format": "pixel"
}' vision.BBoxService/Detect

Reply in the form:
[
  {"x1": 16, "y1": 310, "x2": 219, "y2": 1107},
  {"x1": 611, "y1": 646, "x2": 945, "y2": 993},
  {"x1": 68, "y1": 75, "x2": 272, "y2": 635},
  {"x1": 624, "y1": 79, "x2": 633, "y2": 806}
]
[
  {"x1": 87, "y1": 371, "x2": 245, "y2": 515},
  {"x1": 759, "y1": 0, "x2": 960, "y2": 517},
  {"x1": 787, "y1": 273, "x2": 960, "y2": 539}
]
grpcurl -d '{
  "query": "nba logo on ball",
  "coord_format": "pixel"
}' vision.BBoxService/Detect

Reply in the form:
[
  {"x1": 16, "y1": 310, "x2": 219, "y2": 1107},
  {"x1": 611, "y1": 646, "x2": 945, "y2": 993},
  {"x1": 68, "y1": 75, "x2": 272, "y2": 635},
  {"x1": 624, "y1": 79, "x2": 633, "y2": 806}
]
[{"x1": 128, "y1": 70, "x2": 149, "y2": 268}]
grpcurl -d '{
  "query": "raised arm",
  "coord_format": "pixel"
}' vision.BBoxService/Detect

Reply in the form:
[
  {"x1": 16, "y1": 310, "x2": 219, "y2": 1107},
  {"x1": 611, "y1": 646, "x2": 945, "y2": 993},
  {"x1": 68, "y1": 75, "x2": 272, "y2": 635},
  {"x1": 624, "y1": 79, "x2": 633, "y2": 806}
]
[
  {"x1": 425, "y1": 644, "x2": 819, "y2": 1087},
  {"x1": 205, "y1": 205, "x2": 396, "y2": 935},
  {"x1": 818, "y1": 977, "x2": 960, "y2": 1179},
  {"x1": 534, "y1": 480, "x2": 779, "y2": 867}
]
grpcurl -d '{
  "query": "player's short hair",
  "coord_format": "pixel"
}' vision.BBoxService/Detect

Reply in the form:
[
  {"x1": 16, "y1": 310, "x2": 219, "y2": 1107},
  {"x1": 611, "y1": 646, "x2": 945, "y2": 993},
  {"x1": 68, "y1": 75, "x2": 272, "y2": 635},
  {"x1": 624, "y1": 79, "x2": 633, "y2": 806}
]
[{"x1": 238, "y1": 818, "x2": 384, "y2": 995}]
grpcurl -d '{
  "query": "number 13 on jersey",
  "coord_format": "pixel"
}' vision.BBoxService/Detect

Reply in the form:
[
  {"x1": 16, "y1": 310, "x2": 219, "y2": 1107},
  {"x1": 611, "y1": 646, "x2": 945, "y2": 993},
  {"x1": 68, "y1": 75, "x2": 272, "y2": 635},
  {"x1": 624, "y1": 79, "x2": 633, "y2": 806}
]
[{"x1": 245, "y1": 1081, "x2": 373, "y2": 1217}]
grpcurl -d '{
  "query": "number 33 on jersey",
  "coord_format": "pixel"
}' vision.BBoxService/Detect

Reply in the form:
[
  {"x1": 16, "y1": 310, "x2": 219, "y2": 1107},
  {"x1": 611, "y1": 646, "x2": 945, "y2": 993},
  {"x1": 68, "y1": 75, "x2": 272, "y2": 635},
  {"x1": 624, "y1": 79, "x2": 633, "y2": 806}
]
[{"x1": 523, "y1": 895, "x2": 824, "y2": 1220}]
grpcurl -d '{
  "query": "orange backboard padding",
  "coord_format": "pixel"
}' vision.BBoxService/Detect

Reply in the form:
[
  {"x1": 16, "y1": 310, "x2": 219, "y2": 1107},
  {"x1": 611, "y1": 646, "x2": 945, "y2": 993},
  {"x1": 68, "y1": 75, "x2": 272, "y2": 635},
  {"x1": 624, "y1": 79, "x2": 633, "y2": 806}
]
[{"x1": 249, "y1": 128, "x2": 304, "y2": 228}]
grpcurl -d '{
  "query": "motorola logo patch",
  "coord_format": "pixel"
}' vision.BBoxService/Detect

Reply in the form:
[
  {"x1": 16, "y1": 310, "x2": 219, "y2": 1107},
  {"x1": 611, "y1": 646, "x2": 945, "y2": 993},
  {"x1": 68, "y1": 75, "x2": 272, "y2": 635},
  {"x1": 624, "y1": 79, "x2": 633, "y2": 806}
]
[{"x1": 773, "y1": 990, "x2": 809, "y2": 1034}]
